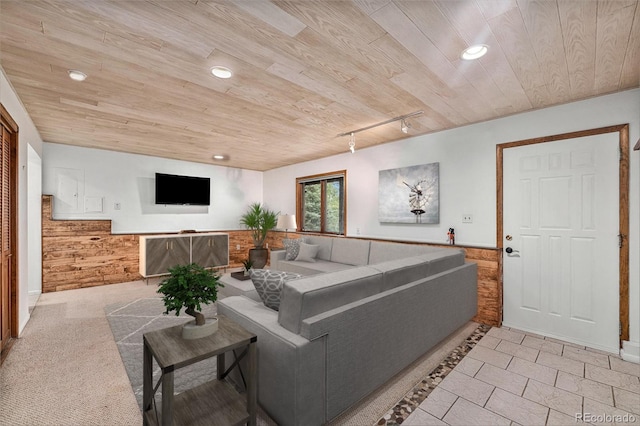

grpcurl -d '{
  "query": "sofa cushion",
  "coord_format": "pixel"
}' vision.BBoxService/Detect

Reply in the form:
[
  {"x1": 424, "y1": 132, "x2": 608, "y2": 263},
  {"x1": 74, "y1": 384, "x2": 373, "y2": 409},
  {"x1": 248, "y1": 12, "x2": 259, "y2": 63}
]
[
  {"x1": 303, "y1": 235, "x2": 334, "y2": 261},
  {"x1": 275, "y1": 259, "x2": 351, "y2": 276},
  {"x1": 330, "y1": 238, "x2": 371, "y2": 266},
  {"x1": 249, "y1": 269, "x2": 301, "y2": 311},
  {"x1": 368, "y1": 241, "x2": 443, "y2": 264},
  {"x1": 295, "y1": 242, "x2": 319, "y2": 262},
  {"x1": 422, "y1": 250, "x2": 466, "y2": 275},
  {"x1": 371, "y1": 256, "x2": 431, "y2": 291},
  {"x1": 283, "y1": 238, "x2": 302, "y2": 261},
  {"x1": 278, "y1": 266, "x2": 383, "y2": 333}
]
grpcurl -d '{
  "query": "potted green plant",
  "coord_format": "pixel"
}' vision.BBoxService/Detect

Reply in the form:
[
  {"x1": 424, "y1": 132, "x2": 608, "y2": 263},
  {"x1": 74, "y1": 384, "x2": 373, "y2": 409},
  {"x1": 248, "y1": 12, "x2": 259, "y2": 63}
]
[
  {"x1": 231, "y1": 258, "x2": 253, "y2": 281},
  {"x1": 239, "y1": 202, "x2": 278, "y2": 268},
  {"x1": 157, "y1": 263, "x2": 224, "y2": 339},
  {"x1": 242, "y1": 259, "x2": 253, "y2": 275}
]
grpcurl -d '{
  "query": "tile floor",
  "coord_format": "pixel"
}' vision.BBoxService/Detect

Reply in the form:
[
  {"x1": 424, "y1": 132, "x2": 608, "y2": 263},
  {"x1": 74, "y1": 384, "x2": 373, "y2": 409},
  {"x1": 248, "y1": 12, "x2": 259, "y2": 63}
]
[{"x1": 404, "y1": 327, "x2": 640, "y2": 425}]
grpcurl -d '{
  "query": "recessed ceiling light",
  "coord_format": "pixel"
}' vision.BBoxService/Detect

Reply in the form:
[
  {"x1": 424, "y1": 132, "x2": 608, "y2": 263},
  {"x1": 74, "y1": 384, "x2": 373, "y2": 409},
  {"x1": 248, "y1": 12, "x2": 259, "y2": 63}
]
[
  {"x1": 461, "y1": 44, "x2": 488, "y2": 60},
  {"x1": 210, "y1": 66, "x2": 233, "y2": 79},
  {"x1": 68, "y1": 70, "x2": 87, "y2": 81}
]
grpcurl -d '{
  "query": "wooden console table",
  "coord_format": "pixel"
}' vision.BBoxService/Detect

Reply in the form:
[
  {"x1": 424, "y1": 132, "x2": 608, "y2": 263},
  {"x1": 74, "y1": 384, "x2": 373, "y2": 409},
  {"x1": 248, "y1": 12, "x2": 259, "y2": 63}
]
[{"x1": 142, "y1": 314, "x2": 257, "y2": 426}]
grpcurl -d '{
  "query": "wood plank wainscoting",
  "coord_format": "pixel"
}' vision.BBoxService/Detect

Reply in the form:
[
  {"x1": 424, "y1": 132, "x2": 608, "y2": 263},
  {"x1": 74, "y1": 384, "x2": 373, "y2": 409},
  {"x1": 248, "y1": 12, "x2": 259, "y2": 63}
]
[{"x1": 42, "y1": 195, "x2": 501, "y2": 326}]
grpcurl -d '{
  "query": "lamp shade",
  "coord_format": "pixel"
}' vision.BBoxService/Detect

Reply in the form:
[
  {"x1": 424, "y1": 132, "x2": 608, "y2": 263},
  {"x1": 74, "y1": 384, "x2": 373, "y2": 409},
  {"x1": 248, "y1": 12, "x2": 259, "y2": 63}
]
[{"x1": 277, "y1": 214, "x2": 297, "y2": 230}]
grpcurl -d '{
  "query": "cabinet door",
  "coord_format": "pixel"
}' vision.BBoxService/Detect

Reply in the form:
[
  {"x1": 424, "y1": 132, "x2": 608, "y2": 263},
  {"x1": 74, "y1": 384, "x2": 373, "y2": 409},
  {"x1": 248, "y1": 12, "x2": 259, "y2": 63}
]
[
  {"x1": 145, "y1": 237, "x2": 190, "y2": 276},
  {"x1": 192, "y1": 235, "x2": 229, "y2": 268}
]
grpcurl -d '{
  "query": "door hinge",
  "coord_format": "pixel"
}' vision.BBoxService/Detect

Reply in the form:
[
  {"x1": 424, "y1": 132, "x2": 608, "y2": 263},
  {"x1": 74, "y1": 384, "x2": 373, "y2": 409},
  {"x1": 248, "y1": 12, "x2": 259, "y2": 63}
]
[
  {"x1": 620, "y1": 321, "x2": 622, "y2": 336},
  {"x1": 618, "y1": 234, "x2": 624, "y2": 248}
]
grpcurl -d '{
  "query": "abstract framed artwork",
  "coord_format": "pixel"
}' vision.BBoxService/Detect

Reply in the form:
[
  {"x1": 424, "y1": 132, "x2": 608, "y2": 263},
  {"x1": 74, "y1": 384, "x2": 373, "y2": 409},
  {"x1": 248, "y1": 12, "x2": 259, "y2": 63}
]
[{"x1": 378, "y1": 162, "x2": 439, "y2": 224}]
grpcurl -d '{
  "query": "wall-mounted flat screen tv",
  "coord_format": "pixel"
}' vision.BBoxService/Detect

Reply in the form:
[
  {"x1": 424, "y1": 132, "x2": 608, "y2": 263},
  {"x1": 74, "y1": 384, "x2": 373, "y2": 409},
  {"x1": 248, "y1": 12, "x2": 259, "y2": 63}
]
[{"x1": 155, "y1": 173, "x2": 211, "y2": 206}]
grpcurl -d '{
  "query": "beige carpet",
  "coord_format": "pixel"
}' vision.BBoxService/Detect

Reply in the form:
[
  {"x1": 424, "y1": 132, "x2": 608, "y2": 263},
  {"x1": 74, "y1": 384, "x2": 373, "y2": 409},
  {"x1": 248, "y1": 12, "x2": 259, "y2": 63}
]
[{"x1": 0, "y1": 279, "x2": 477, "y2": 425}]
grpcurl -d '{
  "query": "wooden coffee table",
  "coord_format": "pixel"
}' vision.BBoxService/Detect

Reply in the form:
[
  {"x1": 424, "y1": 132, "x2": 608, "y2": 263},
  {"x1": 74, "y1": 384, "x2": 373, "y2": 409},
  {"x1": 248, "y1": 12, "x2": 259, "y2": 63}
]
[{"x1": 142, "y1": 314, "x2": 257, "y2": 426}]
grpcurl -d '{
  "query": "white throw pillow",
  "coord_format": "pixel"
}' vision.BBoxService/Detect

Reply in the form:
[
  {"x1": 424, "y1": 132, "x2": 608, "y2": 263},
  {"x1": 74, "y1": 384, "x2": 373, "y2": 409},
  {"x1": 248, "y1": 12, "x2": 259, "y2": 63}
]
[{"x1": 295, "y1": 242, "x2": 319, "y2": 263}]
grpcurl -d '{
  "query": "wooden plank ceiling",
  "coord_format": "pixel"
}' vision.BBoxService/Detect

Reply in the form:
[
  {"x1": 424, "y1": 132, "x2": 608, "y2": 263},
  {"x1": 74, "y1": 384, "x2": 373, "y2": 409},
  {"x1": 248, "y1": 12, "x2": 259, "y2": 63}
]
[{"x1": 1, "y1": 0, "x2": 638, "y2": 171}]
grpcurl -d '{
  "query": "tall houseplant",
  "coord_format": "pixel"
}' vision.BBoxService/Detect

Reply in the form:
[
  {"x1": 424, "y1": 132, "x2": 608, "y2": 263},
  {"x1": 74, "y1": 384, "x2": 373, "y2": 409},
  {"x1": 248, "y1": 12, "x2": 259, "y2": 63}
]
[
  {"x1": 157, "y1": 263, "x2": 224, "y2": 339},
  {"x1": 240, "y1": 202, "x2": 278, "y2": 268}
]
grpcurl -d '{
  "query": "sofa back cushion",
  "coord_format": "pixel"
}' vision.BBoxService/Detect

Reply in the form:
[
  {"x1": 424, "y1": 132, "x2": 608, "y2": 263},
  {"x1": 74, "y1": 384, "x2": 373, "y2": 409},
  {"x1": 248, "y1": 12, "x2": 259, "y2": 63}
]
[
  {"x1": 371, "y1": 256, "x2": 431, "y2": 291},
  {"x1": 278, "y1": 266, "x2": 383, "y2": 333},
  {"x1": 303, "y1": 235, "x2": 334, "y2": 261},
  {"x1": 330, "y1": 238, "x2": 371, "y2": 266},
  {"x1": 371, "y1": 249, "x2": 466, "y2": 291},
  {"x1": 368, "y1": 241, "x2": 444, "y2": 264}
]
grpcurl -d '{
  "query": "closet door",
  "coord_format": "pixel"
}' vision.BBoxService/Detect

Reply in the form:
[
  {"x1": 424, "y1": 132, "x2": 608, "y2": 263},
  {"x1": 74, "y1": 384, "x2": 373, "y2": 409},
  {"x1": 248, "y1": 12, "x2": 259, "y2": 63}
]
[{"x1": 1, "y1": 125, "x2": 12, "y2": 351}]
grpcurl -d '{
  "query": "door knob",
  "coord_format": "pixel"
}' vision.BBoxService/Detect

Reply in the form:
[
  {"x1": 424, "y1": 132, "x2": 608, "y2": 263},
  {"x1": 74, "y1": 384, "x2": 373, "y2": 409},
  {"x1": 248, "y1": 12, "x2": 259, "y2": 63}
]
[{"x1": 506, "y1": 247, "x2": 513, "y2": 254}]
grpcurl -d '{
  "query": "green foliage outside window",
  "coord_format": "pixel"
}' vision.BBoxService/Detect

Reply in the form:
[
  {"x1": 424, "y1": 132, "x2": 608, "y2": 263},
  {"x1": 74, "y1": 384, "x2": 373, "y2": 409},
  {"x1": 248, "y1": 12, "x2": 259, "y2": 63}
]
[{"x1": 301, "y1": 175, "x2": 344, "y2": 234}]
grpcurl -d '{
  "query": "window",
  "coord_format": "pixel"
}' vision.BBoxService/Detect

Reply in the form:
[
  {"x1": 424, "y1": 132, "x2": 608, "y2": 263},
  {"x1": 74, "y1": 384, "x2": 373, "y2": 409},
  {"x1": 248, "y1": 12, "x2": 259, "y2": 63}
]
[{"x1": 296, "y1": 171, "x2": 346, "y2": 235}]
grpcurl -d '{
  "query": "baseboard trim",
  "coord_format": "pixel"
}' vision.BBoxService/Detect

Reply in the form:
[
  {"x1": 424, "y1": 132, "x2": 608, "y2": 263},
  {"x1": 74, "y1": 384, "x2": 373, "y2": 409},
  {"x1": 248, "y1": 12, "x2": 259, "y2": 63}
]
[{"x1": 621, "y1": 340, "x2": 640, "y2": 364}]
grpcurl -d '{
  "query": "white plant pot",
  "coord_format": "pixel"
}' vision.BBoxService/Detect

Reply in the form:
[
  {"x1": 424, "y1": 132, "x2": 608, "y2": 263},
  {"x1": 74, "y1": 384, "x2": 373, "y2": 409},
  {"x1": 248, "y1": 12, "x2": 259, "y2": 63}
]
[{"x1": 181, "y1": 317, "x2": 219, "y2": 340}]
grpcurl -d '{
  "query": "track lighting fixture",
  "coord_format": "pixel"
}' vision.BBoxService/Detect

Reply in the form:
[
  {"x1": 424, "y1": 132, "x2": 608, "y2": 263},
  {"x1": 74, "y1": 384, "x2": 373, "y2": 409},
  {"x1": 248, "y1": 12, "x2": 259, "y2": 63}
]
[
  {"x1": 401, "y1": 119, "x2": 411, "y2": 134},
  {"x1": 338, "y1": 110, "x2": 423, "y2": 141},
  {"x1": 349, "y1": 132, "x2": 355, "y2": 154}
]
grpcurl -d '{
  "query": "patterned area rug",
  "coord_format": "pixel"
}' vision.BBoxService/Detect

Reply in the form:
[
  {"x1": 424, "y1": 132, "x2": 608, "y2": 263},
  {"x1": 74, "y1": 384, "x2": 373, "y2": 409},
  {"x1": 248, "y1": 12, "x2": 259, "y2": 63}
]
[
  {"x1": 104, "y1": 297, "x2": 218, "y2": 408},
  {"x1": 377, "y1": 324, "x2": 491, "y2": 425}
]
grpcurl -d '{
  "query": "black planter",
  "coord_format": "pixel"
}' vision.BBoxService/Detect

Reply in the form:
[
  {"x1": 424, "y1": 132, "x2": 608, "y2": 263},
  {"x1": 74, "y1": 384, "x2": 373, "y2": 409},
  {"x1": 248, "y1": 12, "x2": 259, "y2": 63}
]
[{"x1": 249, "y1": 248, "x2": 268, "y2": 269}]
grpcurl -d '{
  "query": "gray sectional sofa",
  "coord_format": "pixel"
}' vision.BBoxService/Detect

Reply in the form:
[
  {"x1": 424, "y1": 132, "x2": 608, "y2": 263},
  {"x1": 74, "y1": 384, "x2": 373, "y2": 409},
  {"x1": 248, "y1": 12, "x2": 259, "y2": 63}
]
[{"x1": 218, "y1": 236, "x2": 477, "y2": 425}]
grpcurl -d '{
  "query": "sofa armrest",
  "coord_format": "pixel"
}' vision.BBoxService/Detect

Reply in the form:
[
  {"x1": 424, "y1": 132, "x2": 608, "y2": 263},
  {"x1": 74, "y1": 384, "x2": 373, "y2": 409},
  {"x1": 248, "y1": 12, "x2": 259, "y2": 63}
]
[
  {"x1": 270, "y1": 249, "x2": 287, "y2": 270},
  {"x1": 217, "y1": 296, "x2": 327, "y2": 426}
]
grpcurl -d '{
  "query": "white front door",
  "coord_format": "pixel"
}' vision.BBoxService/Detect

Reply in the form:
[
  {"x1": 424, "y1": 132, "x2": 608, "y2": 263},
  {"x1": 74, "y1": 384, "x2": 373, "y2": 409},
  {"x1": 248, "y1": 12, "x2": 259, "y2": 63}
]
[{"x1": 502, "y1": 133, "x2": 619, "y2": 353}]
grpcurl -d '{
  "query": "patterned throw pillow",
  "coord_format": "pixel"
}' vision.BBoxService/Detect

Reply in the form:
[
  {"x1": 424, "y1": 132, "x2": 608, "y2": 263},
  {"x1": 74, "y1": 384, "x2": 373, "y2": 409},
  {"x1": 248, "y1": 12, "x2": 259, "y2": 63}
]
[
  {"x1": 283, "y1": 238, "x2": 302, "y2": 261},
  {"x1": 249, "y1": 269, "x2": 301, "y2": 311}
]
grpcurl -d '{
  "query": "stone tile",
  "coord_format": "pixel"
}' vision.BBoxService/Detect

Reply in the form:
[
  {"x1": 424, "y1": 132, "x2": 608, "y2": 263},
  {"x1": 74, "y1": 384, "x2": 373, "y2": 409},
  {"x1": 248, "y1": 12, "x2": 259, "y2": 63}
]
[
  {"x1": 586, "y1": 346, "x2": 618, "y2": 356},
  {"x1": 586, "y1": 364, "x2": 640, "y2": 394},
  {"x1": 614, "y1": 387, "x2": 640, "y2": 415},
  {"x1": 545, "y1": 336, "x2": 585, "y2": 349},
  {"x1": 583, "y1": 398, "x2": 640, "y2": 425},
  {"x1": 487, "y1": 327, "x2": 526, "y2": 344},
  {"x1": 403, "y1": 408, "x2": 447, "y2": 425},
  {"x1": 442, "y1": 397, "x2": 511, "y2": 426},
  {"x1": 496, "y1": 340, "x2": 539, "y2": 362},
  {"x1": 523, "y1": 379, "x2": 583, "y2": 417},
  {"x1": 466, "y1": 345, "x2": 513, "y2": 369},
  {"x1": 477, "y1": 335, "x2": 501, "y2": 349},
  {"x1": 475, "y1": 363, "x2": 528, "y2": 396},
  {"x1": 563, "y1": 345, "x2": 611, "y2": 368},
  {"x1": 485, "y1": 388, "x2": 549, "y2": 425},
  {"x1": 537, "y1": 351, "x2": 585, "y2": 377},
  {"x1": 610, "y1": 357, "x2": 640, "y2": 378},
  {"x1": 418, "y1": 387, "x2": 457, "y2": 419},
  {"x1": 556, "y1": 371, "x2": 614, "y2": 405},
  {"x1": 547, "y1": 409, "x2": 580, "y2": 425},
  {"x1": 507, "y1": 327, "x2": 546, "y2": 340},
  {"x1": 507, "y1": 357, "x2": 558, "y2": 385},
  {"x1": 455, "y1": 356, "x2": 484, "y2": 377},
  {"x1": 521, "y1": 335, "x2": 563, "y2": 356},
  {"x1": 438, "y1": 370, "x2": 495, "y2": 406}
]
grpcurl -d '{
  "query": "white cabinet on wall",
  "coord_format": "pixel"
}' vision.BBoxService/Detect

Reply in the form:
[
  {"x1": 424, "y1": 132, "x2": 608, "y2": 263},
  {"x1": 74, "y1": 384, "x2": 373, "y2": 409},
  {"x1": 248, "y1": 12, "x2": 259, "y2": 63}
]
[{"x1": 139, "y1": 233, "x2": 229, "y2": 278}]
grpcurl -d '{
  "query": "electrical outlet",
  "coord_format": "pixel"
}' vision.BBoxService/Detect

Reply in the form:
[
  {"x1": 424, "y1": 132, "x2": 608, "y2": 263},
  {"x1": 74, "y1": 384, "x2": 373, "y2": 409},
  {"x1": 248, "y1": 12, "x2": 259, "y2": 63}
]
[
  {"x1": 356, "y1": 228, "x2": 360, "y2": 235},
  {"x1": 236, "y1": 244, "x2": 241, "y2": 250},
  {"x1": 462, "y1": 214, "x2": 473, "y2": 223},
  {"x1": 114, "y1": 203, "x2": 121, "y2": 210}
]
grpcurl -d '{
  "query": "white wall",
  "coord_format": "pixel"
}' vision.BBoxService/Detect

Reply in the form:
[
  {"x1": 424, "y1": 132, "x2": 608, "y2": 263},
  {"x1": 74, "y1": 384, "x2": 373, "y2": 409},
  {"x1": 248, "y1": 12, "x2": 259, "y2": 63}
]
[
  {"x1": 1, "y1": 67, "x2": 44, "y2": 334},
  {"x1": 42, "y1": 143, "x2": 264, "y2": 234},
  {"x1": 264, "y1": 89, "x2": 640, "y2": 358},
  {"x1": 27, "y1": 145, "x2": 42, "y2": 304}
]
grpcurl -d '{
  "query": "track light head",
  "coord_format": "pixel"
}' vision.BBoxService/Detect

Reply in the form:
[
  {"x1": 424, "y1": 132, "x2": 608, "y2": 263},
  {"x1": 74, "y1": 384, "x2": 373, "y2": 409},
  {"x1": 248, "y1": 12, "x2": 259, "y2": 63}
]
[
  {"x1": 349, "y1": 132, "x2": 356, "y2": 154},
  {"x1": 401, "y1": 119, "x2": 411, "y2": 134}
]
